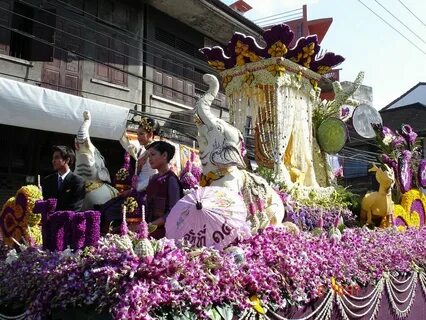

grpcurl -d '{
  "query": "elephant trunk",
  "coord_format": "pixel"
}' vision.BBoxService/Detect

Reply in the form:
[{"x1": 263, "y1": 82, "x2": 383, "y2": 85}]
[
  {"x1": 76, "y1": 111, "x2": 91, "y2": 144},
  {"x1": 195, "y1": 74, "x2": 219, "y2": 128}
]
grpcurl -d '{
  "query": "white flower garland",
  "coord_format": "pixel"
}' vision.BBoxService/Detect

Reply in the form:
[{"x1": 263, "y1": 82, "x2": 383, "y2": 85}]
[
  {"x1": 0, "y1": 312, "x2": 26, "y2": 320},
  {"x1": 336, "y1": 278, "x2": 384, "y2": 320},
  {"x1": 385, "y1": 272, "x2": 417, "y2": 318},
  {"x1": 265, "y1": 270, "x2": 425, "y2": 320},
  {"x1": 267, "y1": 290, "x2": 334, "y2": 320}
]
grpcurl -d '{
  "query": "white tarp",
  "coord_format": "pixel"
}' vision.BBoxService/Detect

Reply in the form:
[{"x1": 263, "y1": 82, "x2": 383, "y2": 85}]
[{"x1": 0, "y1": 77, "x2": 130, "y2": 140}]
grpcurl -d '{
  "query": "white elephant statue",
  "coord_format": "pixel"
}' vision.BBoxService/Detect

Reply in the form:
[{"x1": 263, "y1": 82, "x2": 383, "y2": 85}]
[
  {"x1": 195, "y1": 74, "x2": 285, "y2": 232},
  {"x1": 74, "y1": 111, "x2": 118, "y2": 210}
]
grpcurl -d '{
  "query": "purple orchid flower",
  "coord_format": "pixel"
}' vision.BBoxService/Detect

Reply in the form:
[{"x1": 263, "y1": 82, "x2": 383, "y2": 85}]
[{"x1": 400, "y1": 124, "x2": 417, "y2": 146}]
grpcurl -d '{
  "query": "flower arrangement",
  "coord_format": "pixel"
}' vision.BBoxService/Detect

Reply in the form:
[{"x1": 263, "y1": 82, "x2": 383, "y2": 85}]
[
  {"x1": 372, "y1": 123, "x2": 423, "y2": 194},
  {"x1": 0, "y1": 185, "x2": 43, "y2": 247},
  {"x1": 201, "y1": 24, "x2": 344, "y2": 75},
  {"x1": 114, "y1": 152, "x2": 134, "y2": 192},
  {"x1": 2, "y1": 226, "x2": 426, "y2": 319},
  {"x1": 179, "y1": 151, "x2": 202, "y2": 190},
  {"x1": 42, "y1": 210, "x2": 101, "y2": 251}
]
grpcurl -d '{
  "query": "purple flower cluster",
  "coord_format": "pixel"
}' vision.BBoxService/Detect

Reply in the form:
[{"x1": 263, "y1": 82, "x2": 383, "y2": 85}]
[
  {"x1": 285, "y1": 205, "x2": 356, "y2": 231},
  {"x1": 179, "y1": 151, "x2": 202, "y2": 190},
  {"x1": 42, "y1": 210, "x2": 100, "y2": 251},
  {"x1": 372, "y1": 123, "x2": 424, "y2": 193},
  {"x1": 2, "y1": 227, "x2": 426, "y2": 319},
  {"x1": 200, "y1": 24, "x2": 344, "y2": 73}
]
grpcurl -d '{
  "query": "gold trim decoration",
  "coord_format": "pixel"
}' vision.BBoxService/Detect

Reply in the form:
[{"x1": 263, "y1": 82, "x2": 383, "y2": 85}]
[
  {"x1": 85, "y1": 181, "x2": 104, "y2": 193},
  {"x1": 139, "y1": 117, "x2": 154, "y2": 133}
]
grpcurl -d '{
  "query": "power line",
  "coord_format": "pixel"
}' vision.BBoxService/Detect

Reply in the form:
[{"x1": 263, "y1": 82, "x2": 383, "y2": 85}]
[
  {"x1": 0, "y1": 22, "x2": 209, "y2": 107},
  {"x1": 253, "y1": 8, "x2": 302, "y2": 22},
  {"x1": 0, "y1": 6, "x2": 214, "y2": 90},
  {"x1": 398, "y1": 0, "x2": 426, "y2": 29},
  {"x1": 258, "y1": 13, "x2": 304, "y2": 27},
  {"x1": 17, "y1": 0, "x2": 215, "y2": 73},
  {"x1": 374, "y1": 0, "x2": 426, "y2": 45},
  {"x1": 357, "y1": 0, "x2": 426, "y2": 55}
]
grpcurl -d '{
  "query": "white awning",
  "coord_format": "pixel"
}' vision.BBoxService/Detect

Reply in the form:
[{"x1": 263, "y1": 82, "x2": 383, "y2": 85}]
[{"x1": 0, "y1": 77, "x2": 130, "y2": 140}]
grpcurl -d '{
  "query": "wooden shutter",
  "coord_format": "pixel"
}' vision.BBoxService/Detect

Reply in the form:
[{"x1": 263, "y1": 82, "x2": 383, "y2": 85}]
[
  {"x1": 111, "y1": 38, "x2": 127, "y2": 86},
  {"x1": 62, "y1": 23, "x2": 82, "y2": 95},
  {"x1": 173, "y1": 62, "x2": 183, "y2": 101},
  {"x1": 163, "y1": 74, "x2": 173, "y2": 99},
  {"x1": 184, "y1": 82, "x2": 195, "y2": 105},
  {"x1": 153, "y1": 70, "x2": 163, "y2": 95},
  {"x1": 95, "y1": 35, "x2": 110, "y2": 81}
]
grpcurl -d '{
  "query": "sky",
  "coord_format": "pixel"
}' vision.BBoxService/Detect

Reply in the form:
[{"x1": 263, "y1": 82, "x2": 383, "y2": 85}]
[{"x1": 221, "y1": 0, "x2": 426, "y2": 109}]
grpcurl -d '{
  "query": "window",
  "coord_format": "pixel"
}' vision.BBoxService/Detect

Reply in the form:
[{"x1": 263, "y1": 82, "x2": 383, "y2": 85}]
[
  {"x1": 155, "y1": 28, "x2": 204, "y2": 60},
  {"x1": 96, "y1": 0, "x2": 129, "y2": 30},
  {"x1": 95, "y1": 36, "x2": 128, "y2": 86},
  {"x1": 9, "y1": 2, "x2": 33, "y2": 60},
  {"x1": 1, "y1": 2, "x2": 55, "y2": 61}
]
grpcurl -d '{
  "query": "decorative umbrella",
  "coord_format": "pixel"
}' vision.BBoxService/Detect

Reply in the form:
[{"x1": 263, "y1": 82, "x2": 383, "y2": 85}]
[{"x1": 165, "y1": 186, "x2": 250, "y2": 249}]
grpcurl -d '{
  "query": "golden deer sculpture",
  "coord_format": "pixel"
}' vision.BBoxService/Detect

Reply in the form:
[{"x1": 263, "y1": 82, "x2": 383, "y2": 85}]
[{"x1": 360, "y1": 164, "x2": 395, "y2": 227}]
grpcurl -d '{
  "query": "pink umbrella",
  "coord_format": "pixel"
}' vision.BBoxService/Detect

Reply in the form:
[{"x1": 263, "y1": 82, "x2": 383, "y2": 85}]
[{"x1": 165, "y1": 186, "x2": 251, "y2": 249}]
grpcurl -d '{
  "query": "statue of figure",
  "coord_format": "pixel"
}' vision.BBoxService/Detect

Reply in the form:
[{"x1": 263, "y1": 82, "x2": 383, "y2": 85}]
[
  {"x1": 360, "y1": 163, "x2": 395, "y2": 227},
  {"x1": 74, "y1": 111, "x2": 118, "y2": 210},
  {"x1": 194, "y1": 74, "x2": 285, "y2": 232}
]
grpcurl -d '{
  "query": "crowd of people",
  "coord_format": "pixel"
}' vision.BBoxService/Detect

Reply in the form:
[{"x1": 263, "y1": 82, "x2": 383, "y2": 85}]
[{"x1": 41, "y1": 116, "x2": 184, "y2": 239}]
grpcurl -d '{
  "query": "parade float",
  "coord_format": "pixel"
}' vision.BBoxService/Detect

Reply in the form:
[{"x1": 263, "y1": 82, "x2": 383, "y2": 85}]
[{"x1": 1, "y1": 24, "x2": 426, "y2": 320}]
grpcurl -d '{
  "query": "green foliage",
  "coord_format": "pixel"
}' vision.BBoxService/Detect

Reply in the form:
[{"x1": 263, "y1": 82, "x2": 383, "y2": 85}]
[
  {"x1": 312, "y1": 100, "x2": 340, "y2": 134},
  {"x1": 291, "y1": 186, "x2": 361, "y2": 211},
  {"x1": 255, "y1": 166, "x2": 274, "y2": 184}
]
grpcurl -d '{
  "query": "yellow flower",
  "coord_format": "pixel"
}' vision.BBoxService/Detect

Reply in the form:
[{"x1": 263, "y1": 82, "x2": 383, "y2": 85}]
[
  {"x1": 222, "y1": 75, "x2": 233, "y2": 88},
  {"x1": 393, "y1": 189, "x2": 426, "y2": 228},
  {"x1": 249, "y1": 295, "x2": 266, "y2": 314},
  {"x1": 310, "y1": 79, "x2": 318, "y2": 89},
  {"x1": 268, "y1": 40, "x2": 288, "y2": 57},
  {"x1": 298, "y1": 43, "x2": 315, "y2": 68},
  {"x1": 331, "y1": 277, "x2": 344, "y2": 296},
  {"x1": 291, "y1": 53, "x2": 303, "y2": 63},
  {"x1": 297, "y1": 71, "x2": 303, "y2": 81},
  {"x1": 28, "y1": 213, "x2": 41, "y2": 226},
  {"x1": 21, "y1": 185, "x2": 43, "y2": 214},
  {"x1": 115, "y1": 168, "x2": 129, "y2": 181},
  {"x1": 236, "y1": 55, "x2": 246, "y2": 66},
  {"x1": 235, "y1": 40, "x2": 249, "y2": 55},
  {"x1": 267, "y1": 64, "x2": 286, "y2": 77},
  {"x1": 302, "y1": 42, "x2": 315, "y2": 58},
  {"x1": 303, "y1": 57, "x2": 312, "y2": 68},
  {"x1": 317, "y1": 65, "x2": 332, "y2": 75},
  {"x1": 243, "y1": 72, "x2": 255, "y2": 85},
  {"x1": 124, "y1": 196, "x2": 138, "y2": 214},
  {"x1": 248, "y1": 52, "x2": 260, "y2": 62},
  {"x1": 234, "y1": 40, "x2": 260, "y2": 66},
  {"x1": 207, "y1": 60, "x2": 226, "y2": 71}
]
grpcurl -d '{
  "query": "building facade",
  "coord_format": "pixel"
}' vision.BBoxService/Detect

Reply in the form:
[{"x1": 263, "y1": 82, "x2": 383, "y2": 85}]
[{"x1": 0, "y1": 0, "x2": 264, "y2": 204}]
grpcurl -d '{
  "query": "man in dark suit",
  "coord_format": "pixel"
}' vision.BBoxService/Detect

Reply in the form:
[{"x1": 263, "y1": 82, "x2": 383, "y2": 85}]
[{"x1": 42, "y1": 145, "x2": 86, "y2": 211}]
